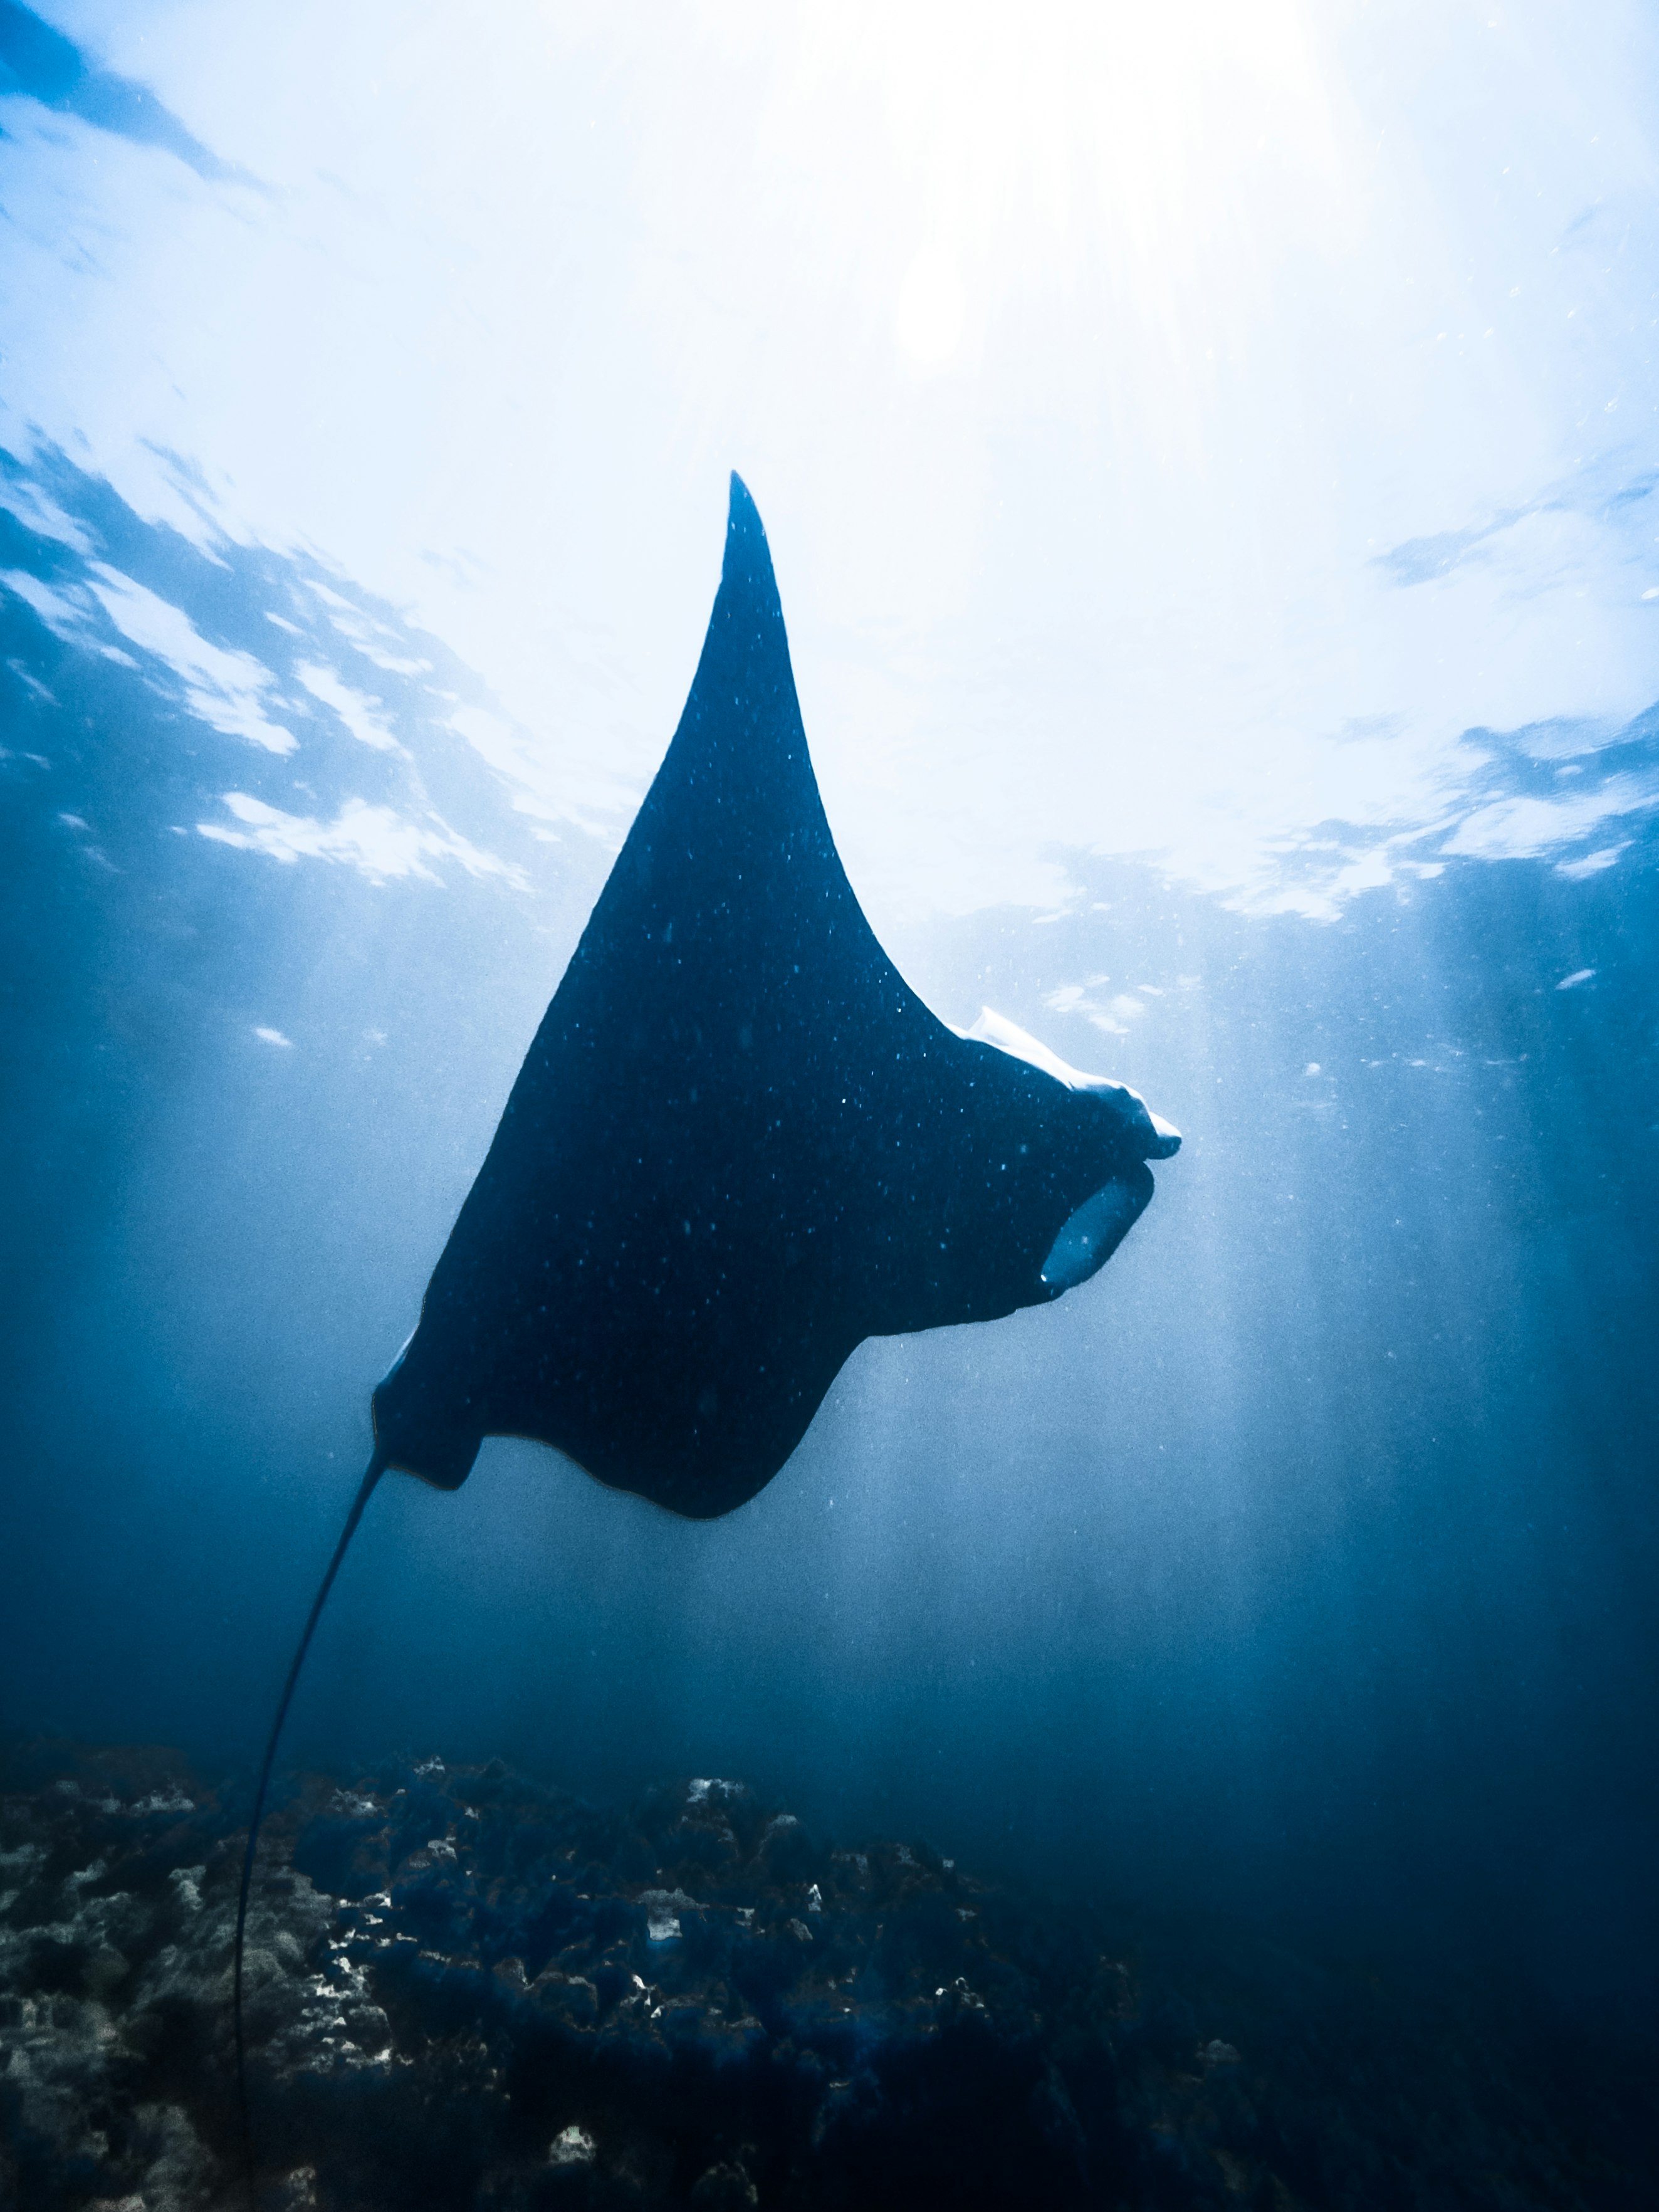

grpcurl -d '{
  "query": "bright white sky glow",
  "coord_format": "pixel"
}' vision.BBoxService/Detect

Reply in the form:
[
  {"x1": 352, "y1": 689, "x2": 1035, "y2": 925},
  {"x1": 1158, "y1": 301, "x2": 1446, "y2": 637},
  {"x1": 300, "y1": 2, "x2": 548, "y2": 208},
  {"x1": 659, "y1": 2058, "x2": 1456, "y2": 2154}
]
[{"x1": 4, "y1": 0, "x2": 1659, "y2": 918}]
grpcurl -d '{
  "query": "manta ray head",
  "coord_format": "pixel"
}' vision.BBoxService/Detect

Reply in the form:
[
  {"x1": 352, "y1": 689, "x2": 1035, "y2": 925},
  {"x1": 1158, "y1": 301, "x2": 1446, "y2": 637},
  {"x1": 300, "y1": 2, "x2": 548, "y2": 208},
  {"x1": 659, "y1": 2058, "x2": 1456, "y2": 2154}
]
[{"x1": 959, "y1": 1007, "x2": 1181, "y2": 1301}]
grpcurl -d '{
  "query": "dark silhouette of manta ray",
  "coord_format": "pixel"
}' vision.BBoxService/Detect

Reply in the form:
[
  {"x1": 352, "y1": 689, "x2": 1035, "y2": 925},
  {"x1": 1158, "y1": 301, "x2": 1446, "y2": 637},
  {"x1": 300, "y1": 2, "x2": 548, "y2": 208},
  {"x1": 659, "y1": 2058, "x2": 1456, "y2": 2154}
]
[
  {"x1": 231, "y1": 474, "x2": 1179, "y2": 2201},
  {"x1": 372, "y1": 474, "x2": 1178, "y2": 1517}
]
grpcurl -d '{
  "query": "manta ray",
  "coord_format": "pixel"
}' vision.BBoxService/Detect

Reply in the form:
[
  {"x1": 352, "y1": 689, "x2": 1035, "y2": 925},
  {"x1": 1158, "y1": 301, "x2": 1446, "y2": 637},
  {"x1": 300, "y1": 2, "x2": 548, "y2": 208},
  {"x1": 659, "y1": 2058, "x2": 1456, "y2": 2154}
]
[{"x1": 232, "y1": 475, "x2": 1179, "y2": 2193}]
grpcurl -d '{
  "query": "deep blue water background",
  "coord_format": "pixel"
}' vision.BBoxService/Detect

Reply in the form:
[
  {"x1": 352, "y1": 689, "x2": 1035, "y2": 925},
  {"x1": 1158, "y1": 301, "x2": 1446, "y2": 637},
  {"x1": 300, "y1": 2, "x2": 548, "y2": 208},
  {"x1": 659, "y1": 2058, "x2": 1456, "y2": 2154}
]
[{"x1": 3, "y1": 441, "x2": 1656, "y2": 2059}]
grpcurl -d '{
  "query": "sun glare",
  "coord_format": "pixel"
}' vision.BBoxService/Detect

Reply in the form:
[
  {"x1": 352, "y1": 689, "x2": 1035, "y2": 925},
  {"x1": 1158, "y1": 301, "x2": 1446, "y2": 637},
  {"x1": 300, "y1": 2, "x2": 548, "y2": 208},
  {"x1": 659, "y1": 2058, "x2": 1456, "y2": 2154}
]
[{"x1": 761, "y1": 0, "x2": 1346, "y2": 384}]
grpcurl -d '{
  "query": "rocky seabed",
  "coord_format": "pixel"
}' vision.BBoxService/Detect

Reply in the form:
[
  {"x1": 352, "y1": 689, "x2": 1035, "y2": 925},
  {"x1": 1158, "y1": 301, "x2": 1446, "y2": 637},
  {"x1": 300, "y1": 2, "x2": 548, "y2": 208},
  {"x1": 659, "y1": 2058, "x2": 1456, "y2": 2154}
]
[{"x1": 0, "y1": 1747, "x2": 1646, "y2": 2211}]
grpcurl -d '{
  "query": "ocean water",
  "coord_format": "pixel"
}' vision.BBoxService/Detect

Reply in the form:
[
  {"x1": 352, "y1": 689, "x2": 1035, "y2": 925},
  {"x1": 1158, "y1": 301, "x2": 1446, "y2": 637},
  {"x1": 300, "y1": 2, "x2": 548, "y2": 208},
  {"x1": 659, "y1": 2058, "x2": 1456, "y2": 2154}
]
[{"x1": 3, "y1": 6, "x2": 1659, "y2": 2201}]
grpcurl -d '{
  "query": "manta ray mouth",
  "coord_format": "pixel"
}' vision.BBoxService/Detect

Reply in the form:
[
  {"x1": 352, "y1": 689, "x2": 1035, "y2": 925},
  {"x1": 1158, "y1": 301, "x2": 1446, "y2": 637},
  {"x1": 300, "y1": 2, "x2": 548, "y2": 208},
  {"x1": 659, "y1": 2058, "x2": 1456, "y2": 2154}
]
[{"x1": 1039, "y1": 1166, "x2": 1156, "y2": 1293}]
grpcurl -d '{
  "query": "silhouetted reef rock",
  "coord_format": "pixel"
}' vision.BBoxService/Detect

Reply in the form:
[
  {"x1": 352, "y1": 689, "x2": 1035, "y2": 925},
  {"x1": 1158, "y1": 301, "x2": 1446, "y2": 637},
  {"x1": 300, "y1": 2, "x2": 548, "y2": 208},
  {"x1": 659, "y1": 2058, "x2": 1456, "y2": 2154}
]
[{"x1": 0, "y1": 1742, "x2": 1650, "y2": 2210}]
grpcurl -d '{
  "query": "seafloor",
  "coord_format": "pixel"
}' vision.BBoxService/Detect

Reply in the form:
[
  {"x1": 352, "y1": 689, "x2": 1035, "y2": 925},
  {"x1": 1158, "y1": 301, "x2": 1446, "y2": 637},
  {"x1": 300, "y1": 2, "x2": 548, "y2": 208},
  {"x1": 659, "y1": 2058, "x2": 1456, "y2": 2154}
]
[{"x1": 0, "y1": 1742, "x2": 1648, "y2": 2211}]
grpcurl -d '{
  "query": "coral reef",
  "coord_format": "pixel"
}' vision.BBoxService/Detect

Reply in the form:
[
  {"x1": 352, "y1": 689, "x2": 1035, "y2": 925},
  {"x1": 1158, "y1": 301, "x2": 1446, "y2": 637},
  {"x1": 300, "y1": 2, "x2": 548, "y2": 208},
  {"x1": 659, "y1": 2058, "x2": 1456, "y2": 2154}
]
[{"x1": 0, "y1": 1743, "x2": 1649, "y2": 2210}]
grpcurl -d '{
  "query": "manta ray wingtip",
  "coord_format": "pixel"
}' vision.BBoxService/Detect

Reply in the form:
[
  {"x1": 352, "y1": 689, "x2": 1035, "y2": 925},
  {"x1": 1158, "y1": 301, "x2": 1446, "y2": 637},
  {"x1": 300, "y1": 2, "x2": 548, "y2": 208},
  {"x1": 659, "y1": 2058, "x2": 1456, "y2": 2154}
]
[{"x1": 723, "y1": 471, "x2": 774, "y2": 581}]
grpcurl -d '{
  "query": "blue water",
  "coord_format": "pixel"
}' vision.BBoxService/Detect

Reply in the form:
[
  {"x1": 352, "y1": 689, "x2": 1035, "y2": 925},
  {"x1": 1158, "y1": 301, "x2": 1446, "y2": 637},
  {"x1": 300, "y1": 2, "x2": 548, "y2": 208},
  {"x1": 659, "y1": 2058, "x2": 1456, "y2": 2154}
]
[
  {"x1": 3, "y1": 432, "x2": 1656, "y2": 2062},
  {"x1": 6, "y1": 24, "x2": 1659, "y2": 2166}
]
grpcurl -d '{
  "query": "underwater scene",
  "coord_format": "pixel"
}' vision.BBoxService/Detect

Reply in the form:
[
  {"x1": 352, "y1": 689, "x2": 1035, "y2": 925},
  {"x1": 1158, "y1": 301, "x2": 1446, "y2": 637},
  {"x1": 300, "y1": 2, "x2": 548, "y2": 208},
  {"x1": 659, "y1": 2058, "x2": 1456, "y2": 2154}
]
[{"x1": 3, "y1": 5, "x2": 1658, "y2": 2207}]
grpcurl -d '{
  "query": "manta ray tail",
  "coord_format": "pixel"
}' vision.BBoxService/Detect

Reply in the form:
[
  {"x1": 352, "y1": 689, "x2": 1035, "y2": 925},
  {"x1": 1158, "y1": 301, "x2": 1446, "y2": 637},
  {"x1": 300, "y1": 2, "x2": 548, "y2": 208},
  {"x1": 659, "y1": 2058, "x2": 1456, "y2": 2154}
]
[{"x1": 233, "y1": 1448, "x2": 387, "y2": 2210}]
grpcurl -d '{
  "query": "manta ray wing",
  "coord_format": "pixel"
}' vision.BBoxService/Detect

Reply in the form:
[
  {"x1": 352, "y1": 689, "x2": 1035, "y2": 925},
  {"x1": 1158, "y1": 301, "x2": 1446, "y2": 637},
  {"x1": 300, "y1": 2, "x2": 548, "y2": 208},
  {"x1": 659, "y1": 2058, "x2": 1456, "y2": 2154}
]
[{"x1": 370, "y1": 476, "x2": 1175, "y2": 1518}]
